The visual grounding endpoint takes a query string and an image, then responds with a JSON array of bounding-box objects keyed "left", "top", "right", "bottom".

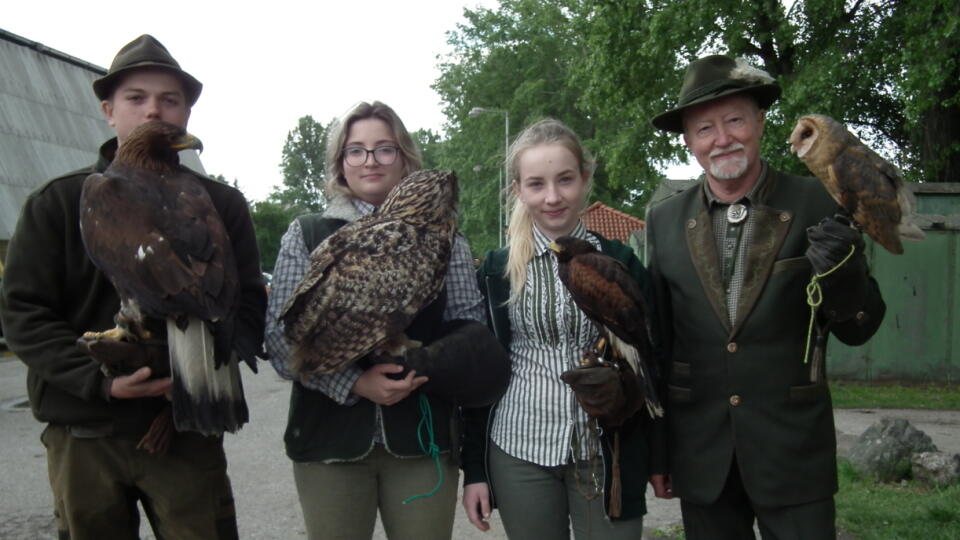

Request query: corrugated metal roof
[{"left": 0, "top": 28, "right": 204, "bottom": 242}]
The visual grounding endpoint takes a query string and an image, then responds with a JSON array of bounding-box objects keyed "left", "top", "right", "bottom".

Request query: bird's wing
[
  {"left": 282, "top": 218, "right": 448, "bottom": 374},
  {"left": 830, "top": 144, "right": 904, "bottom": 253},
  {"left": 80, "top": 168, "right": 237, "bottom": 323},
  {"left": 565, "top": 252, "right": 650, "bottom": 348}
]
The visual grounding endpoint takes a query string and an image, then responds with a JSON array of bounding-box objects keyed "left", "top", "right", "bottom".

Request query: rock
[
  {"left": 848, "top": 417, "right": 938, "bottom": 482},
  {"left": 911, "top": 452, "right": 960, "bottom": 488}
]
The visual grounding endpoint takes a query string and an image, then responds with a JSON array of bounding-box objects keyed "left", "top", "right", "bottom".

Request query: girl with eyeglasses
[
  {"left": 461, "top": 118, "right": 660, "bottom": 539},
  {"left": 265, "top": 101, "right": 509, "bottom": 539}
]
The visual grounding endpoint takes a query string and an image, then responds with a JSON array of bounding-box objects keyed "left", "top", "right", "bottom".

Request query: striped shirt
[
  {"left": 705, "top": 161, "right": 769, "bottom": 326},
  {"left": 490, "top": 221, "right": 602, "bottom": 466},
  {"left": 264, "top": 197, "right": 485, "bottom": 406}
]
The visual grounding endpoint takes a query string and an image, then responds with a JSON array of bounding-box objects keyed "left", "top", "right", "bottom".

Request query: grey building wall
[{"left": 0, "top": 28, "right": 204, "bottom": 261}]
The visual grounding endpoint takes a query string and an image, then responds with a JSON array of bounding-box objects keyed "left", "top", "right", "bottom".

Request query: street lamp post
[{"left": 468, "top": 106, "right": 509, "bottom": 248}]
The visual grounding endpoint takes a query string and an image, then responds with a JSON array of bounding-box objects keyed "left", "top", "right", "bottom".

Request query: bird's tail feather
[
  {"left": 608, "top": 333, "right": 664, "bottom": 418},
  {"left": 167, "top": 317, "right": 249, "bottom": 436},
  {"left": 897, "top": 186, "right": 927, "bottom": 242}
]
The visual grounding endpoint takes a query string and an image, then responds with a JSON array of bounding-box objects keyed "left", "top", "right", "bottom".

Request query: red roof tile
[{"left": 581, "top": 202, "right": 645, "bottom": 242}]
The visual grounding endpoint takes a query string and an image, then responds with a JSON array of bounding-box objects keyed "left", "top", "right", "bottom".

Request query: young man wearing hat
[
  {"left": 645, "top": 55, "right": 886, "bottom": 538},
  {"left": 0, "top": 35, "right": 265, "bottom": 539}
]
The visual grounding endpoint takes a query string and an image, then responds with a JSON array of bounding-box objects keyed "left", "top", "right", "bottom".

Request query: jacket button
[
  {"left": 727, "top": 342, "right": 738, "bottom": 353},
  {"left": 729, "top": 395, "right": 742, "bottom": 407},
  {"left": 687, "top": 219, "right": 697, "bottom": 229},
  {"left": 780, "top": 212, "right": 792, "bottom": 222}
]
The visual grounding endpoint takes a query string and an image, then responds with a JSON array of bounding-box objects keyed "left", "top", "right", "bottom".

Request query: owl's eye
[{"left": 801, "top": 129, "right": 813, "bottom": 139}]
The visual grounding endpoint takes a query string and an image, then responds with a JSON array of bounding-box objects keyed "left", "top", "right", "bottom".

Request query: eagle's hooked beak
[
  {"left": 171, "top": 133, "right": 204, "bottom": 154},
  {"left": 548, "top": 241, "right": 562, "bottom": 254}
]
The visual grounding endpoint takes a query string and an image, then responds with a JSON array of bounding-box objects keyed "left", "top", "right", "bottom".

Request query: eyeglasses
[{"left": 342, "top": 145, "right": 400, "bottom": 167}]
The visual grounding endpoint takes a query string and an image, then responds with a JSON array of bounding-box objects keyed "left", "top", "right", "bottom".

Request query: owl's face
[{"left": 788, "top": 116, "right": 822, "bottom": 160}]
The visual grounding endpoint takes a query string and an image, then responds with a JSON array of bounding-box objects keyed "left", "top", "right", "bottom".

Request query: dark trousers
[
  {"left": 680, "top": 460, "right": 836, "bottom": 540},
  {"left": 42, "top": 424, "right": 238, "bottom": 540}
]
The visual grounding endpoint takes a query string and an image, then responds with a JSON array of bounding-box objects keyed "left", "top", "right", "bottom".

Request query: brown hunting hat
[
  {"left": 652, "top": 55, "right": 780, "bottom": 134},
  {"left": 93, "top": 35, "right": 202, "bottom": 106}
]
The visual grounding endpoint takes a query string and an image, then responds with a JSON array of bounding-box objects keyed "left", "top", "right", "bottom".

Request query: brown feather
[{"left": 280, "top": 169, "right": 459, "bottom": 375}]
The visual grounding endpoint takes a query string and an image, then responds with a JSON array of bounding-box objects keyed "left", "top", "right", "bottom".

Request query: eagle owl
[
  {"left": 550, "top": 236, "right": 662, "bottom": 418},
  {"left": 789, "top": 114, "right": 925, "bottom": 254},
  {"left": 281, "top": 169, "right": 459, "bottom": 376}
]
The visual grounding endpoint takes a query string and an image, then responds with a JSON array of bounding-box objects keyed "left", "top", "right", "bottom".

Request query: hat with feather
[
  {"left": 651, "top": 54, "right": 780, "bottom": 134},
  {"left": 93, "top": 35, "right": 202, "bottom": 106}
]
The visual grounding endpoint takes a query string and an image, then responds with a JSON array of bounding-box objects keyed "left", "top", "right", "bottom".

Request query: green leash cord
[
  {"left": 402, "top": 394, "right": 444, "bottom": 504},
  {"left": 803, "top": 244, "right": 856, "bottom": 364}
]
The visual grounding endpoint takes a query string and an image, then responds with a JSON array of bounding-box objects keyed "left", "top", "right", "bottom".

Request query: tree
[
  {"left": 413, "top": 128, "right": 443, "bottom": 169},
  {"left": 274, "top": 115, "right": 334, "bottom": 214},
  {"left": 434, "top": 0, "right": 958, "bottom": 258},
  {"left": 250, "top": 200, "right": 299, "bottom": 273},
  {"left": 573, "top": 0, "right": 960, "bottom": 183}
]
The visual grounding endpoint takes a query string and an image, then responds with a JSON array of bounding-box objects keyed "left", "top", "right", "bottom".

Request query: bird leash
[
  {"left": 402, "top": 393, "right": 444, "bottom": 504},
  {"left": 802, "top": 244, "right": 857, "bottom": 368}
]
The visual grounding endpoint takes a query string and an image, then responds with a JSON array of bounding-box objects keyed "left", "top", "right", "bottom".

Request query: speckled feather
[{"left": 280, "top": 169, "right": 459, "bottom": 375}]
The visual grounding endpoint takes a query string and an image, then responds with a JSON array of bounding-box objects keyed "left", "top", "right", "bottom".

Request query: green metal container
[{"left": 828, "top": 183, "right": 960, "bottom": 382}]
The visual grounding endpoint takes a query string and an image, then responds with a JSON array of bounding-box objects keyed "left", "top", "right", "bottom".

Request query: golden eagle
[
  {"left": 78, "top": 120, "right": 251, "bottom": 437},
  {"left": 789, "top": 114, "right": 926, "bottom": 254},
  {"left": 280, "top": 169, "right": 459, "bottom": 376},
  {"left": 550, "top": 236, "right": 663, "bottom": 418}
]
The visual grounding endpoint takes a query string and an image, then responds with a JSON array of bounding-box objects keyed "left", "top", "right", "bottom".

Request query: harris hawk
[
  {"left": 550, "top": 236, "right": 663, "bottom": 419},
  {"left": 789, "top": 114, "right": 926, "bottom": 254},
  {"left": 280, "top": 169, "right": 459, "bottom": 377},
  {"left": 78, "top": 120, "right": 253, "bottom": 439}
]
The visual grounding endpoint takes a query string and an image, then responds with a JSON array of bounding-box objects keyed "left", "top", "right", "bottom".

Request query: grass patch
[
  {"left": 830, "top": 381, "right": 960, "bottom": 410},
  {"left": 836, "top": 459, "right": 960, "bottom": 539}
]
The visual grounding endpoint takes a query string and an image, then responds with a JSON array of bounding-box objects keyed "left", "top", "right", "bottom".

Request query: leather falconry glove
[
  {"left": 561, "top": 353, "right": 643, "bottom": 429},
  {"left": 805, "top": 214, "right": 870, "bottom": 322},
  {"left": 77, "top": 335, "right": 170, "bottom": 379},
  {"left": 373, "top": 319, "right": 511, "bottom": 408}
]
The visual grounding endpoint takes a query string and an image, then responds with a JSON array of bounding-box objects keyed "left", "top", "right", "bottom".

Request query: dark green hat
[
  {"left": 93, "top": 35, "right": 202, "bottom": 106},
  {"left": 652, "top": 55, "right": 780, "bottom": 134}
]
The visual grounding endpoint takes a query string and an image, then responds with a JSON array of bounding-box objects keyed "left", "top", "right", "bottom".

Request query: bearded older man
[{"left": 644, "top": 55, "right": 886, "bottom": 539}]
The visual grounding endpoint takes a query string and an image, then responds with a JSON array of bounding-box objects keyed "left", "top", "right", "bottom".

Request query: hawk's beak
[
  {"left": 172, "top": 133, "right": 203, "bottom": 154},
  {"left": 548, "top": 241, "right": 562, "bottom": 254}
]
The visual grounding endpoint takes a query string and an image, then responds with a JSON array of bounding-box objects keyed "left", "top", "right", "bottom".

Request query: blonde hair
[
  {"left": 324, "top": 101, "right": 423, "bottom": 199},
  {"left": 504, "top": 118, "right": 594, "bottom": 303}
]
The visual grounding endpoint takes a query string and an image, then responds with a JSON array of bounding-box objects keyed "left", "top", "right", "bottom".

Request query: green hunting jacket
[{"left": 645, "top": 167, "right": 885, "bottom": 506}]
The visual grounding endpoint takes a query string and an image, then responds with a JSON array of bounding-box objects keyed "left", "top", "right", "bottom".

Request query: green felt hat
[
  {"left": 652, "top": 55, "right": 780, "bottom": 134},
  {"left": 93, "top": 35, "right": 202, "bottom": 106}
]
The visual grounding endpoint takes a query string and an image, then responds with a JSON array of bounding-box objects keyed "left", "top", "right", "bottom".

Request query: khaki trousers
[
  {"left": 293, "top": 445, "right": 458, "bottom": 540},
  {"left": 42, "top": 424, "right": 238, "bottom": 540},
  {"left": 489, "top": 442, "right": 645, "bottom": 540}
]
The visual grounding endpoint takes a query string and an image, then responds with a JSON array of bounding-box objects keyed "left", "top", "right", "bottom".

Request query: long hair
[
  {"left": 324, "top": 101, "right": 422, "bottom": 199},
  {"left": 504, "top": 118, "right": 594, "bottom": 303}
]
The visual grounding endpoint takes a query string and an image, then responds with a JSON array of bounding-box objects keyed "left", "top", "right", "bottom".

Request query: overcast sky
[{"left": 5, "top": 0, "right": 498, "bottom": 202}]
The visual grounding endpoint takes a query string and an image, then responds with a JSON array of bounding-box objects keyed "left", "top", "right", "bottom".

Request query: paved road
[{"left": 2, "top": 354, "right": 958, "bottom": 539}]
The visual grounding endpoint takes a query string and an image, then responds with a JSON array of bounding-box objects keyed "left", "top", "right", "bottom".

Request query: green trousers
[
  {"left": 488, "top": 443, "right": 645, "bottom": 540},
  {"left": 293, "top": 445, "right": 458, "bottom": 540},
  {"left": 41, "top": 424, "right": 238, "bottom": 540}
]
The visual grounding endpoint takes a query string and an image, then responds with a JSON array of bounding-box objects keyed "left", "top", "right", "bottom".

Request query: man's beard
[{"left": 709, "top": 144, "right": 749, "bottom": 180}]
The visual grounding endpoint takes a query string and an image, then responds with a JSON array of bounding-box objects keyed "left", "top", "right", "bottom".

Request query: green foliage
[
  {"left": 412, "top": 128, "right": 443, "bottom": 169},
  {"left": 837, "top": 458, "right": 960, "bottom": 539},
  {"left": 432, "top": 0, "right": 959, "bottom": 258},
  {"left": 274, "top": 115, "right": 334, "bottom": 214},
  {"left": 249, "top": 200, "right": 299, "bottom": 273}
]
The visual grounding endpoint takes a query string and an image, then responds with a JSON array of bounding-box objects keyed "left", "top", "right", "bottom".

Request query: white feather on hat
[{"left": 730, "top": 57, "right": 775, "bottom": 85}]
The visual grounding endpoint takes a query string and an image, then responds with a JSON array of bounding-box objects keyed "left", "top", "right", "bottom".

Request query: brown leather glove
[
  {"left": 77, "top": 334, "right": 170, "bottom": 378},
  {"left": 561, "top": 363, "right": 641, "bottom": 428}
]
